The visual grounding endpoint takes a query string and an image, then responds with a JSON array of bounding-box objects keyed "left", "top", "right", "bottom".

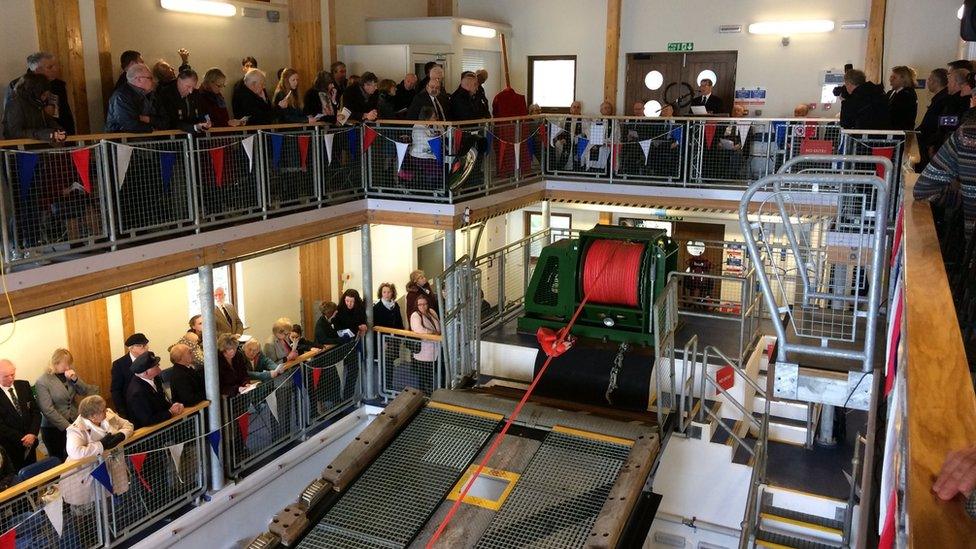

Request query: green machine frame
[{"left": 517, "top": 224, "right": 678, "bottom": 346}]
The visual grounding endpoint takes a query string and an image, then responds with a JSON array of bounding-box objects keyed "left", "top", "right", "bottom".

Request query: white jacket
[{"left": 61, "top": 410, "right": 133, "bottom": 505}]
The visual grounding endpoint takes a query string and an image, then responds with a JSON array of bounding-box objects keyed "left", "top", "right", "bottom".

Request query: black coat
[
  {"left": 0, "top": 380, "right": 41, "bottom": 471},
  {"left": 105, "top": 83, "right": 165, "bottom": 133},
  {"left": 377, "top": 92, "right": 398, "bottom": 119},
  {"left": 4, "top": 76, "right": 74, "bottom": 135},
  {"left": 691, "top": 94, "right": 724, "bottom": 114},
  {"left": 393, "top": 80, "right": 417, "bottom": 113},
  {"left": 218, "top": 353, "right": 249, "bottom": 397},
  {"left": 157, "top": 84, "right": 206, "bottom": 132},
  {"left": 334, "top": 303, "right": 368, "bottom": 333},
  {"left": 449, "top": 88, "right": 490, "bottom": 121},
  {"left": 110, "top": 354, "right": 134, "bottom": 418},
  {"left": 373, "top": 301, "right": 404, "bottom": 330},
  {"left": 839, "top": 82, "right": 890, "bottom": 130},
  {"left": 1, "top": 94, "right": 61, "bottom": 141},
  {"left": 406, "top": 92, "right": 449, "bottom": 121},
  {"left": 340, "top": 84, "right": 378, "bottom": 122},
  {"left": 234, "top": 86, "right": 278, "bottom": 125},
  {"left": 886, "top": 87, "right": 918, "bottom": 132},
  {"left": 230, "top": 78, "right": 248, "bottom": 118},
  {"left": 314, "top": 315, "right": 342, "bottom": 346},
  {"left": 169, "top": 363, "right": 206, "bottom": 407},
  {"left": 124, "top": 376, "right": 172, "bottom": 429}
]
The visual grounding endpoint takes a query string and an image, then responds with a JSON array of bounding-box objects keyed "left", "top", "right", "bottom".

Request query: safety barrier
[
  {"left": 376, "top": 326, "right": 442, "bottom": 397},
  {"left": 433, "top": 255, "right": 482, "bottom": 390}
]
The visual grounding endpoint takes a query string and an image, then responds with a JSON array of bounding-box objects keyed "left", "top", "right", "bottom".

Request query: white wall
[
  {"left": 0, "top": 310, "right": 69, "bottom": 384},
  {"left": 239, "top": 247, "right": 302, "bottom": 341},
  {"left": 131, "top": 277, "right": 191, "bottom": 355},
  {"left": 333, "top": 0, "right": 428, "bottom": 46},
  {"left": 0, "top": 0, "right": 39, "bottom": 121}
]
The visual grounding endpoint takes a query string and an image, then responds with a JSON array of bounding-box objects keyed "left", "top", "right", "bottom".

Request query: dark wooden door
[{"left": 624, "top": 51, "right": 738, "bottom": 115}]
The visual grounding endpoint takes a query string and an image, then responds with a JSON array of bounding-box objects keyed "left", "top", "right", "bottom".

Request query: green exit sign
[{"left": 667, "top": 42, "right": 694, "bottom": 52}]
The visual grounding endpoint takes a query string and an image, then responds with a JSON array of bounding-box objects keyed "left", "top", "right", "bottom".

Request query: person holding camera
[{"left": 839, "top": 69, "right": 890, "bottom": 130}]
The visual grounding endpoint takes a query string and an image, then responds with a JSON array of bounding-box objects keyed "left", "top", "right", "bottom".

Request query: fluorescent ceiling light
[
  {"left": 840, "top": 20, "right": 868, "bottom": 30},
  {"left": 460, "top": 24, "right": 497, "bottom": 38},
  {"left": 160, "top": 0, "right": 237, "bottom": 17},
  {"left": 960, "top": 4, "right": 966, "bottom": 20},
  {"left": 748, "top": 20, "right": 835, "bottom": 35}
]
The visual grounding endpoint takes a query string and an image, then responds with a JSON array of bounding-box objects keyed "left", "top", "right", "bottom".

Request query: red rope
[
  {"left": 582, "top": 239, "right": 643, "bottom": 307},
  {"left": 425, "top": 240, "right": 632, "bottom": 547}
]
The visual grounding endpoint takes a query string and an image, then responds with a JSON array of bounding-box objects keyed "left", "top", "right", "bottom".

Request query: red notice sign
[
  {"left": 799, "top": 139, "right": 834, "bottom": 155},
  {"left": 716, "top": 366, "right": 735, "bottom": 391}
]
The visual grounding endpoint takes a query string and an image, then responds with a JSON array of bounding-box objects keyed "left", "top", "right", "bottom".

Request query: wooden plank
[
  {"left": 326, "top": 0, "right": 337, "bottom": 63},
  {"left": 336, "top": 234, "right": 344, "bottom": 298},
  {"left": 119, "top": 291, "right": 135, "bottom": 339},
  {"left": 902, "top": 172, "right": 976, "bottom": 547},
  {"left": 93, "top": 0, "right": 114, "bottom": 108},
  {"left": 287, "top": 0, "right": 323, "bottom": 93},
  {"left": 63, "top": 299, "right": 112, "bottom": 401},
  {"left": 603, "top": 0, "right": 622, "bottom": 106},
  {"left": 34, "top": 0, "right": 90, "bottom": 133},
  {"left": 368, "top": 209, "right": 457, "bottom": 229},
  {"left": 374, "top": 325, "right": 443, "bottom": 342},
  {"left": 585, "top": 429, "right": 659, "bottom": 548},
  {"left": 598, "top": 211, "right": 613, "bottom": 225},
  {"left": 321, "top": 388, "right": 425, "bottom": 491},
  {"left": 864, "top": 0, "right": 887, "bottom": 83},
  {"left": 467, "top": 190, "right": 547, "bottom": 225},
  {"left": 299, "top": 239, "right": 332, "bottom": 330},
  {"left": 428, "top": 0, "right": 453, "bottom": 16}
]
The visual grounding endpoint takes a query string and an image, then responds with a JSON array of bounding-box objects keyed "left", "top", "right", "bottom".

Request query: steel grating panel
[
  {"left": 299, "top": 408, "right": 499, "bottom": 548},
  {"left": 474, "top": 432, "right": 632, "bottom": 549}
]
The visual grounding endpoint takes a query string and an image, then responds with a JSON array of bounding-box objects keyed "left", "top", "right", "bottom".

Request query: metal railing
[
  {"left": 433, "top": 254, "right": 481, "bottom": 390},
  {"left": 377, "top": 327, "right": 442, "bottom": 397}
]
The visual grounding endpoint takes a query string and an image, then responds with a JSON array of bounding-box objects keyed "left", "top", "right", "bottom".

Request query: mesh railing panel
[
  {"left": 613, "top": 118, "right": 686, "bottom": 182},
  {"left": 109, "top": 138, "right": 193, "bottom": 236},
  {"left": 365, "top": 124, "right": 447, "bottom": 200},
  {"left": 379, "top": 332, "right": 441, "bottom": 397},
  {"left": 322, "top": 127, "right": 364, "bottom": 201},
  {"left": 193, "top": 132, "right": 262, "bottom": 224},
  {"left": 0, "top": 144, "right": 108, "bottom": 262},
  {"left": 474, "top": 431, "right": 632, "bottom": 549},
  {"left": 0, "top": 465, "right": 104, "bottom": 548},
  {"left": 107, "top": 411, "right": 206, "bottom": 539},
  {"left": 261, "top": 129, "right": 317, "bottom": 213},
  {"left": 304, "top": 340, "right": 361, "bottom": 429},
  {"left": 299, "top": 407, "right": 498, "bottom": 549}
]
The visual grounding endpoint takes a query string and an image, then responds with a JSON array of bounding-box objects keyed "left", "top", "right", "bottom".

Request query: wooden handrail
[
  {"left": 277, "top": 343, "right": 337, "bottom": 373},
  {"left": 902, "top": 172, "right": 976, "bottom": 546},
  {"left": 373, "top": 325, "right": 442, "bottom": 342},
  {"left": 0, "top": 400, "right": 209, "bottom": 505}
]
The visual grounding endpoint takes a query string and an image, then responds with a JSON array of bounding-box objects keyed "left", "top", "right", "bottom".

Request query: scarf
[
  {"left": 381, "top": 299, "right": 396, "bottom": 310},
  {"left": 82, "top": 417, "right": 114, "bottom": 441}
]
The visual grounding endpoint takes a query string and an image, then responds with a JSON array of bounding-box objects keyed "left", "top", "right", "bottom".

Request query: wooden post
[
  {"left": 298, "top": 239, "right": 332, "bottom": 331},
  {"left": 63, "top": 300, "right": 112, "bottom": 401},
  {"left": 34, "top": 0, "right": 90, "bottom": 134},
  {"left": 288, "top": 0, "right": 324, "bottom": 90},
  {"left": 603, "top": 0, "right": 623, "bottom": 107},
  {"left": 94, "top": 0, "right": 115, "bottom": 108},
  {"left": 864, "top": 0, "right": 887, "bottom": 83},
  {"left": 327, "top": 0, "right": 337, "bottom": 64}
]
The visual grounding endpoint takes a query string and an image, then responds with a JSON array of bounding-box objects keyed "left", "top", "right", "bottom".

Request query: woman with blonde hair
[
  {"left": 265, "top": 317, "right": 299, "bottom": 363},
  {"left": 35, "top": 348, "right": 99, "bottom": 461},
  {"left": 62, "top": 395, "right": 132, "bottom": 507},
  {"left": 273, "top": 68, "right": 316, "bottom": 124},
  {"left": 887, "top": 65, "right": 918, "bottom": 132}
]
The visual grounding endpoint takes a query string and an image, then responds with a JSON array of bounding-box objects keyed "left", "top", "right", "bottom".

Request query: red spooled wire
[{"left": 582, "top": 239, "right": 644, "bottom": 307}]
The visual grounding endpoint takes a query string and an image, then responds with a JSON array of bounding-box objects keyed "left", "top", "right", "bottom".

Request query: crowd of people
[{"left": 0, "top": 269, "right": 444, "bottom": 478}]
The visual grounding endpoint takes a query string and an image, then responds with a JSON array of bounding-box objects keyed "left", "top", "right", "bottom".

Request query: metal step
[
  {"left": 754, "top": 412, "right": 809, "bottom": 446},
  {"left": 755, "top": 528, "right": 843, "bottom": 549},
  {"left": 760, "top": 504, "right": 844, "bottom": 536},
  {"left": 709, "top": 417, "right": 738, "bottom": 446},
  {"left": 754, "top": 396, "right": 810, "bottom": 423}
]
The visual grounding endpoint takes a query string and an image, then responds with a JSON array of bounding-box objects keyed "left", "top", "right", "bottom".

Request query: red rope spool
[{"left": 581, "top": 239, "right": 644, "bottom": 307}]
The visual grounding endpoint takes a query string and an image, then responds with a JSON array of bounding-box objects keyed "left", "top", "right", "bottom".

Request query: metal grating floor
[
  {"left": 474, "top": 431, "right": 632, "bottom": 548},
  {"left": 298, "top": 408, "right": 499, "bottom": 548}
]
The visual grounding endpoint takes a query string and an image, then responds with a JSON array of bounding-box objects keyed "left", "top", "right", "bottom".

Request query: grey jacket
[{"left": 35, "top": 373, "right": 99, "bottom": 430}]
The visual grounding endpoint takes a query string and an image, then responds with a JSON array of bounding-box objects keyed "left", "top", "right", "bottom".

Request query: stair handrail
[{"left": 678, "top": 334, "right": 698, "bottom": 434}]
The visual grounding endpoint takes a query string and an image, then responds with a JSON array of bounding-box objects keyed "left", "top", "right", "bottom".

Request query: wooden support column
[
  {"left": 336, "top": 235, "right": 345, "bottom": 298},
  {"left": 63, "top": 300, "right": 112, "bottom": 400},
  {"left": 288, "top": 0, "right": 324, "bottom": 90},
  {"left": 327, "top": 0, "right": 337, "bottom": 63},
  {"left": 120, "top": 291, "right": 135, "bottom": 337},
  {"left": 428, "top": 0, "right": 454, "bottom": 17},
  {"left": 864, "top": 0, "right": 887, "bottom": 83},
  {"left": 603, "top": 0, "right": 622, "bottom": 106},
  {"left": 94, "top": 0, "right": 115, "bottom": 108},
  {"left": 34, "top": 0, "right": 90, "bottom": 133},
  {"left": 599, "top": 212, "right": 613, "bottom": 225},
  {"left": 299, "top": 239, "right": 332, "bottom": 332}
]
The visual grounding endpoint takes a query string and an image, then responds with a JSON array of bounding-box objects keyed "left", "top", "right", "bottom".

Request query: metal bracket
[
  {"left": 773, "top": 362, "right": 799, "bottom": 400},
  {"left": 774, "top": 362, "right": 873, "bottom": 411}
]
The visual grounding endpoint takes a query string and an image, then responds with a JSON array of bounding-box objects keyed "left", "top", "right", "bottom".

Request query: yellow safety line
[
  {"left": 428, "top": 401, "right": 504, "bottom": 421},
  {"left": 766, "top": 483, "right": 849, "bottom": 504},
  {"left": 446, "top": 465, "right": 520, "bottom": 511},
  {"left": 552, "top": 425, "right": 635, "bottom": 447},
  {"left": 756, "top": 541, "right": 793, "bottom": 549},
  {"left": 760, "top": 512, "right": 843, "bottom": 535}
]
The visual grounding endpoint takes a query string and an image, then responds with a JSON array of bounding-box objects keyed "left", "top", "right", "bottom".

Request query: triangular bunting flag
[
  {"left": 347, "top": 129, "right": 360, "bottom": 158},
  {"left": 238, "top": 412, "right": 251, "bottom": 445},
  {"left": 266, "top": 390, "right": 279, "bottom": 423},
  {"left": 704, "top": 123, "right": 717, "bottom": 148},
  {"left": 526, "top": 135, "right": 537, "bottom": 160},
  {"left": 43, "top": 492, "right": 64, "bottom": 537},
  {"left": 395, "top": 141, "right": 408, "bottom": 172},
  {"left": 323, "top": 133, "right": 334, "bottom": 165},
  {"left": 168, "top": 443, "right": 185, "bottom": 480},
  {"left": 639, "top": 139, "right": 651, "bottom": 163},
  {"left": 513, "top": 142, "right": 520, "bottom": 172},
  {"left": 363, "top": 126, "right": 378, "bottom": 152},
  {"left": 90, "top": 461, "right": 114, "bottom": 494},
  {"left": 575, "top": 137, "right": 589, "bottom": 160},
  {"left": 115, "top": 144, "right": 133, "bottom": 189},
  {"left": 269, "top": 133, "right": 283, "bottom": 169},
  {"left": 297, "top": 135, "right": 311, "bottom": 171},
  {"left": 312, "top": 367, "right": 322, "bottom": 389},
  {"left": 129, "top": 452, "right": 152, "bottom": 491},
  {"left": 15, "top": 152, "right": 39, "bottom": 201},
  {"left": 70, "top": 148, "right": 92, "bottom": 194},
  {"left": 292, "top": 368, "right": 304, "bottom": 392},
  {"left": 670, "top": 125, "right": 683, "bottom": 144},
  {"left": 0, "top": 529, "right": 13, "bottom": 549},
  {"left": 241, "top": 135, "right": 255, "bottom": 172},
  {"left": 428, "top": 136, "right": 443, "bottom": 164},
  {"left": 160, "top": 151, "right": 176, "bottom": 194},
  {"left": 453, "top": 127, "right": 463, "bottom": 155},
  {"left": 548, "top": 123, "right": 563, "bottom": 147},
  {"left": 613, "top": 143, "right": 622, "bottom": 171},
  {"left": 483, "top": 131, "right": 493, "bottom": 155},
  {"left": 771, "top": 121, "right": 787, "bottom": 147},
  {"left": 206, "top": 430, "right": 221, "bottom": 458},
  {"left": 209, "top": 147, "right": 225, "bottom": 187},
  {"left": 872, "top": 146, "right": 895, "bottom": 179}
]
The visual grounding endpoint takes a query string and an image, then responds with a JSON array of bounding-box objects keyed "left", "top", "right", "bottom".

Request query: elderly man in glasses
[{"left": 105, "top": 63, "right": 165, "bottom": 133}]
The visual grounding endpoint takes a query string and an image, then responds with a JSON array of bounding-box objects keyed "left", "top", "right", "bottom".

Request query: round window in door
[
  {"left": 644, "top": 70, "right": 664, "bottom": 90},
  {"left": 696, "top": 69, "right": 718, "bottom": 86},
  {"left": 643, "top": 100, "right": 663, "bottom": 117},
  {"left": 686, "top": 241, "right": 706, "bottom": 257}
]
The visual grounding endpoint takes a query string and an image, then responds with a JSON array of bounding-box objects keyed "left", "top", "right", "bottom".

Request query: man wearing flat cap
[
  {"left": 125, "top": 352, "right": 184, "bottom": 429},
  {"left": 110, "top": 333, "right": 155, "bottom": 418}
]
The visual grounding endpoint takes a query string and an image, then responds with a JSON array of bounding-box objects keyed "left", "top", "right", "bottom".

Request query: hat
[
  {"left": 125, "top": 333, "right": 149, "bottom": 347},
  {"left": 130, "top": 351, "right": 161, "bottom": 374}
]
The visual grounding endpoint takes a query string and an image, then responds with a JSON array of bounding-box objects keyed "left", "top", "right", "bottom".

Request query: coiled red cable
[{"left": 582, "top": 239, "right": 644, "bottom": 307}]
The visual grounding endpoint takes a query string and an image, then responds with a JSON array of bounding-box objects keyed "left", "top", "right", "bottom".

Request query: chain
[{"left": 605, "top": 342, "right": 629, "bottom": 405}]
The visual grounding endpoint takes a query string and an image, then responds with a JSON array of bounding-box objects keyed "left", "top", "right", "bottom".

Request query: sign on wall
[{"left": 667, "top": 42, "right": 694, "bottom": 52}]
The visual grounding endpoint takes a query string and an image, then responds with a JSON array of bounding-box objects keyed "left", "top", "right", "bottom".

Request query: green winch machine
[{"left": 517, "top": 224, "right": 678, "bottom": 346}]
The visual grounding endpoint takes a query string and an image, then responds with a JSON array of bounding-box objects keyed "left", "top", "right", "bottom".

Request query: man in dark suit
[
  {"left": 0, "top": 360, "right": 41, "bottom": 471},
  {"left": 125, "top": 352, "right": 184, "bottom": 429},
  {"left": 4, "top": 52, "right": 76, "bottom": 135},
  {"left": 690, "top": 78, "right": 724, "bottom": 114},
  {"left": 449, "top": 72, "right": 490, "bottom": 121},
  {"left": 168, "top": 345, "right": 206, "bottom": 407},
  {"left": 340, "top": 71, "right": 379, "bottom": 123},
  {"left": 213, "top": 286, "right": 245, "bottom": 337},
  {"left": 110, "top": 333, "right": 150, "bottom": 418},
  {"left": 407, "top": 78, "right": 449, "bottom": 121}
]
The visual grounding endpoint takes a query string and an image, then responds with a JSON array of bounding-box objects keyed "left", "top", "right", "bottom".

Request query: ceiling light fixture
[
  {"left": 960, "top": 4, "right": 966, "bottom": 20},
  {"left": 748, "top": 19, "right": 835, "bottom": 35},
  {"left": 460, "top": 24, "right": 497, "bottom": 38},
  {"left": 160, "top": 0, "right": 237, "bottom": 17},
  {"left": 840, "top": 20, "right": 868, "bottom": 30}
]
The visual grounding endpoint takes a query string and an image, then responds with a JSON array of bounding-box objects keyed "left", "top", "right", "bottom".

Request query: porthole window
[
  {"left": 644, "top": 70, "right": 664, "bottom": 90},
  {"left": 687, "top": 241, "right": 706, "bottom": 257},
  {"left": 696, "top": 70, "right": 718, "bottom": 86},
  {"left": 643, "top": 100, "right": 662, "bottom": 117}
]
